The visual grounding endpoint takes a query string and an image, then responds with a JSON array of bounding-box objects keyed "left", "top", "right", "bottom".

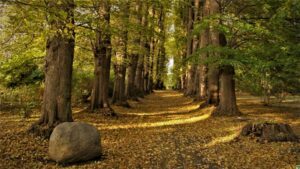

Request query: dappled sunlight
[
  {"left": 114, "top": 102, "right": 199, "bottom": 116},
  {"left": 0, "top": 115, "right": 38, "bottom": 123},
  {"left": 96, "top": 108, "right": 212, "bottom": 130},
  {"left": 0, "top": 90, "right": 299, "bottom": 169},
  {"left": 111, "top": 90, "right": 200, "bottom": 116},
  {"left": 0, "top": 118, "right": 38, "bottom": 123},
  {"left": 204, "top": 131, "right": 240, "bottom": 148},
  {"left": 158, "top": 92, "right": 183, "bottom": 98}
]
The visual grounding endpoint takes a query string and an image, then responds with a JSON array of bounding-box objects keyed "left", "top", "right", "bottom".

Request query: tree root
[
  {"left": 28, "top": 122, "right": 58, "bottom": 139},
  {"left": 212, "top": 107, "right": 241, "bottom": 116},
  {"left": 92, "top": 107, "right": 117, "bottom": 117},
  {"left": 114, "top": 101, "right": 131, "bottom": 108}
]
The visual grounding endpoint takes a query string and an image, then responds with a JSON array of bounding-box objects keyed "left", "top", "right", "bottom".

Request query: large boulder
[
  {"left": 49, "top": 122, "right": 101, "bottom": 163},
  {"left": 240, "top": 122, "right": 298, "bottom": 142}
]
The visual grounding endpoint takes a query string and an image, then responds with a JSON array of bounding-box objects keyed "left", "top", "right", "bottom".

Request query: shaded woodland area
[{"left": 0, "top": 0, "right": 299, "bottom": 168}]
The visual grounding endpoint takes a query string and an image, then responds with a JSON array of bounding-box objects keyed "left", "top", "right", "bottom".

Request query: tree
[
  {"left": 205, "top": 0, "right": 220, "bottom": 106},
  {"left": 90, "top": 0, "right": 114, "bottom": 115},
  {"left": 112, "top": 0, "right": 130, "bottom": 106},
  {"left": 29, "top": 0, "right": 75, "bottom": 137},
  {"left": 135, "top": 2, "right": 150, "bottom": 97},
  {"left": 212, "top": 34, "right": 240, "bottom": 116},
  {"left": 154, "top": 3, "right": 167, "bottom": 90},
  {"left": 126, "top": 0, "right": 143, "bottom": 99}
]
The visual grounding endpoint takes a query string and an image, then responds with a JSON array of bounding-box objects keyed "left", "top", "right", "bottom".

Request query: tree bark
[
  {"left": 91, "top": 0, "right": 114, "bottom": 115},
  {"left": 198, "top": 27, "right": 208, "bottom": 100},
  {"left": 184, "top": 0, "right": 194, "bottom": 96},
  {"left": 213, "top": 65, "right": 240, "bottom": 116},
  {"left": 112, "top": 0, "right": 130, "bottom": 107},
  {"left": 200, "top": 0, "right": 220, "bottom": 107},
  {"left": 135, "top": 2, "right": 149, "bottom": 97},
  {"left": 29, "top": 0, "right": 75, "bottom": 138},
  {"left": 126, "top": 0, "right": 142, "bottom": 99}
]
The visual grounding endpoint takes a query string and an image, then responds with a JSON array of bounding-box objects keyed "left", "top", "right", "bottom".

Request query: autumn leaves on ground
[{"left": 0, "top": 90, "right": 299, "bottom": 169}]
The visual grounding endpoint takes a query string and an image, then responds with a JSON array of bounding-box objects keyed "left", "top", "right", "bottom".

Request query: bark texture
[
  {"left": 126, "top": 1, "right": 142, "bottom": 99},
  {"left": 29, "top": 0, "right": 75, "bottom": 138},
  {"left": 135, "top": 3, "right": 149, "bottom": 97},
  {"left": 112, "top": 1, "right": 130, "bottom": 106},
  {"left": 184, "top": 0, "right": 194, "bottom": 96},
  {"left": 91, "top": 0, "right": 114, "bottom": 115},
  {"left": 200, "top": 0, "right": 220, "bottom": 107},
  {"left": 212, "top": 65, "right": 240, "bottom": 116}
]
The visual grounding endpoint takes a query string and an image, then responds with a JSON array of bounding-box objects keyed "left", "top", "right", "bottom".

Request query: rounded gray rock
[{"left": 49, "top": 122, "right": 101, "bottom": 163}]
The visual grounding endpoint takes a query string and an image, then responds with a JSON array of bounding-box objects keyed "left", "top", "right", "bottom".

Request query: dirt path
[{"left": 0, "top": 90, "right": 299, "bottom": 169}]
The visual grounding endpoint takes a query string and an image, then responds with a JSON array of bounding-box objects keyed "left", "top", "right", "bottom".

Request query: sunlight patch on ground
[
  {"left": 203, "top": 129, "right": 241, "bottom": 148},
  {"left": 0, "top": 115, "right": 38, "bottom": 123},
  {"left": 96, "top": 108, "right": 213, "bottom": 130},
  {"left": 114, "top": 103, "right": 199, "bottom": 116}
]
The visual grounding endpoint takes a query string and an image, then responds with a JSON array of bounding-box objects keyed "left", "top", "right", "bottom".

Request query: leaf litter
[{"left": 0, "top": 90, "right": 299, "bottom": 169}]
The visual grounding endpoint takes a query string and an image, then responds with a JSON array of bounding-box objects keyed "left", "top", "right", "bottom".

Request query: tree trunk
[
  {"left": 200, "top": 0, "right": 220, "bottom": 107},
  {"left": 207, "top": 66, "right": 219, "bottom": 105},
  {"left": 181, "top": 50, "right": 187, "bottom": 91},
  {"left": 29, "top": 0, "right": 75, "bottom": 138},
  {"left": 184, "top": 0, "right": 194, "bottom": 95},
  {"left": 112, "top": 0, "right": 130, "bottom": 107},
  {"left": 147, "top": 36, "right": 155, "bottom": 92},
  {"left": 91, "top": 0, "right": 114, "bottom": 115},
  {"left": 213, "top": 33, "right": 241, "bottom": 116},
  {"left": 199, "top": 64, "right": 208, "bottom": 99},
  {"left": 198, "top": 28, "right": 209, "bottom": 100},
  {"left": 213, "top": 65, "right": 240, "bottom": 116},
  {"left": 135, "top": 52, "right": 144, "bottom": 96},
  {"left": 127, "top": 54, "right": 139, "bottom": 98},
  {"left": 126, "top": 0, "right": 142, "bottom": 99},
  {"left": 143, "top": 41, "right": 151, "bottom": 94},
  {"left": 135, "top": 2, "right": 149, "bottom": 97}
]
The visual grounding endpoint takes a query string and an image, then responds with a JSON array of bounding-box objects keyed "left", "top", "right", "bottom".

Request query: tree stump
[{"left": 240, "top": 122, "right": 299, "bottom": 142}]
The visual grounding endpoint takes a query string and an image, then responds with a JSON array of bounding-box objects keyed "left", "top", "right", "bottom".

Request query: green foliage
[
  {"left": 0, "top": 84, "right": 41, "bottom": 117},
  {"left": 0, "top": 55, "right": 44, "bottom": 88}
]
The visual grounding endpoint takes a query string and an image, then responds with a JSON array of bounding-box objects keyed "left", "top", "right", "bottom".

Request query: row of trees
[
  {"left": 171, "top": 0, "right": 241, "bottom": 116},
  {"left": 170, "top": 0, "right": 299, "bottom": 114},
  {"left": 0, "top": 0, "right": 172, "bottom": 136},
  {"left": 0, "top": 0, "right": 299, "bottom": 136}
]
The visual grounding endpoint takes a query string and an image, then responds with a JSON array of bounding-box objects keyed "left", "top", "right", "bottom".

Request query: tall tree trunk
[
  {"left": 147, "top": 36, "right": 156, "bottom": 92},
  {"left": 184, "top": 0, "right": 194, "bottom": 95},
  {"left": 126, "top": 0, "right": 142, "bottom": 99},
  {"left": 212, "top": 33, "right": 240, "bottom": 116},
  {"left": 181, "top": 50, "right": 187, "bottom": 91},
  {"left": 200, "top": 0, "right": 220, "bottom": 107},
  {"left": 147, "top": 4, "right": 156, "bottom": 93},
  {"left": 127, "top": 53, "right": 139, "bottom": 98},
  {"left": 91, "top": 0, "right": 114, "bottom": 115},
  {"left": 153, "top": 5, "right": 167, "bottom": 90},
  {"left": 135, "top": 51, "right": 144, "bottom": 96},
  {"left": 29, "top": 0, "right": 75, "bottom": 138},
  {"left": 135, "top": 2, "right": 149, "bottom": 97},
  {"left": 112, "top": 0, "right": 130, "bottom": 107},
  {"left": 198, "top": 29, "right": 208, "bottom": 100},
  {"left": 144, "top": 41, "right": 151, "bottom": 93}
]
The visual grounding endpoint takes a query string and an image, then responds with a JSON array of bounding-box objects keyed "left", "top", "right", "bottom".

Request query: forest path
[
  {"left": 76, "top": 90, "right": 220, "bottom": 168},
  {"left": 73, "top": 90, "right": 298, "bottom": 168},
  {"left": 0, "top": 90, "right": 298, "bottom": 168}
]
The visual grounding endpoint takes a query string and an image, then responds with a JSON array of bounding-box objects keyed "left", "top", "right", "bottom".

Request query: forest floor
[{"left": 0, "top": 90, "right": 299, "bottom": 169}]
